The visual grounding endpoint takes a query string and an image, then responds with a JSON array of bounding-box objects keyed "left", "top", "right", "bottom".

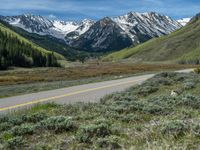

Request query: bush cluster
[
  {"left": 136, "top": 86, "right": 159, "bottom": 96},
  {"left": 21, "top": 112, "right": 48, "bottom": 123},
  {"left": 180, "top": 94, "right": 200, "bottom": 109},
  {"left": 161, "top": 120, "right": 190, "bottom": 137},
  {"left": 77, "top": 122, "right": 113, "bottom": 143},
  {"left": 11, "top": 124, "right": 35, "bottom": 136},
  {"left": 39, "top": 116, "right": 77, "bottom": 133},
  {"left": 183, "top": 81, "right": 196, "bottom": 89},
  {"left": 194, "top": 68, "right": 200, "bottom": 74},
  {"left": 6, "top": 136, "right": 25, "bottom": 148},
  {"left": 96, "top": 136, "right": 121, "bottom": 149}
]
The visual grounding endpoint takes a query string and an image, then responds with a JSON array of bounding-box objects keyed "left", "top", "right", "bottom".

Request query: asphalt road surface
[{"left": 0, "top": 69, "right": 193, "bottom": 114}]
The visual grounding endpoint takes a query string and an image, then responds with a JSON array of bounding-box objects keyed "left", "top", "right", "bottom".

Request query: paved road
[{"left": 0, "top": 69, "right": 193, "bottom": 114}]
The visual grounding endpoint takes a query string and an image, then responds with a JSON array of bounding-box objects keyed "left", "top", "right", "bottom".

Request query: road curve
[{"left": 0, "top": 69, "right": 193, "bottom": 114}]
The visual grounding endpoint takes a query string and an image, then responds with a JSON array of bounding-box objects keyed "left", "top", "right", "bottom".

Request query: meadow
[
  {"left": 0, "top": 63, "right": 197, "bottom": 98},
  {"left": 1, "top": 71, "right": 200, "bottom": 149}
]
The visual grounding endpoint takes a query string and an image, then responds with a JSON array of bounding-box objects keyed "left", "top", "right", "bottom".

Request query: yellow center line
[{"left": 0, "top": 78, "right": 145, "bottom": 112}]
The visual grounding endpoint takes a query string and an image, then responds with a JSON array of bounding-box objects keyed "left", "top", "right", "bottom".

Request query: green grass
[
  {"left": 1, "top": 72, "right": 200, "bottom": 149},
  {"left": 103, "top": 16, "right": 200, "bottom": 64}
]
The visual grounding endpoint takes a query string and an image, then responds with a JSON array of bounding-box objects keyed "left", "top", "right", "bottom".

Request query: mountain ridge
[
  {"left": 1, "top": 12, "right": 182, "bottom": 52},
  {"left": 0, "top": 14, "right": 95, "bottom": 40},
  {"left": 70, "top": 12, "right": 182, "bottom": 52}
]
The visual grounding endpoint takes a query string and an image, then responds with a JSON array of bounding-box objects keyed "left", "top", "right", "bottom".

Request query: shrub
[
  {"left": 39, "top": 116, "right": 77, "bottom": 133},
  {"left": 96, "top": 136, "right": 121, "bottom": 149},
  {"left": 194, "top": 68, "right": 200, "bottom": 74},
  {"left": 142, "top": 103, "right": 168, "bottom": 115},
  {"left": 0, "top": 122, "right": 12, "bottom": 132},
  {"left": 129, "top": 101, "right": 144, "bottom": 112},
  {"left": 2, "top": 131, "right": 13, "bottom": 141},
  {"left": 11, "top": 124, "right": 35, "bottom": 136},
  {"left": 0, "top": 116, "right": 9, "bottom": 123},
  {"left": 77, "top": 122, "right": 112, "bottom": 143},
  {"left": 157, "top": 78, "right": 174, "bottom": 86},
  {"left": 21, "top": 112, "right": 48, "bottom": 123},
  {"left": 35, "top": 142, "right": 53, "bottom": 150},
  {"left": 6, "top": 136, "right": 25, "bottom": 148},
  {"left": 8, "top": 117, "right": 24, "bottom": 126},
  {"left": 120, "top": 114, "right": 142, "bottom": 123},
  {"left": 183, "top": 82, "right": 195, "bottom": 90},
  {"left": 180, "top": 95, "right": 200, "bottom": 109},
  {"left": 161, "top": 120, "right": 189, "bottom": 137},
  {"left": 107, "top": 104, "right": 127, "bottom": 114},
  {"left": 148, "top": 96, "right": 177, "bottom": 108},
  {"left": 137, "top": 86, "right": 158, "bottom": 96},
  {"left": 193, "top": 124, "right": 200, "bottom": 137},
  {"left": 155, "top": 72, "right": 177, "bottom": 78},
  {"left": 174, "top": 73, "right": 191, "bottom": 82}
]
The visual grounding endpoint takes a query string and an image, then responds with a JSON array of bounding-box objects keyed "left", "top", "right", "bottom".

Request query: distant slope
[
  {"left": 104, "top": 13, "right": 200, "bottom": 64},
  {"left": 0, "top": 22, "right": 63, "bottom": 69}
]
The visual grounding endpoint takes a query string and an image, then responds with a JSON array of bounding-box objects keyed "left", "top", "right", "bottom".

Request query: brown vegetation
[{"left": 0, "top": 63, "right": 198, "bottom": 86}]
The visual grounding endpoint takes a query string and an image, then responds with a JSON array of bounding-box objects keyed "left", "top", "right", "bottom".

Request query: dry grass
[{"left": 0, "top": 63, "right": 198, "bottom": 86}]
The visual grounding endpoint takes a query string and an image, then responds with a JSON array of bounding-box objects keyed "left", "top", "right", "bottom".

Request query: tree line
[{"left": 0, "top": 27, "right": 60, "bottom": 70}]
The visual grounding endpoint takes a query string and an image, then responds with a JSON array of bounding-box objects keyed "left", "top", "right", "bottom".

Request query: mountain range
[
  {"left": 104, "top": 13, "right": 200, "bottom": 64},
  {"left": 0, "top": 12, "right": 186, "bottom": 52}
]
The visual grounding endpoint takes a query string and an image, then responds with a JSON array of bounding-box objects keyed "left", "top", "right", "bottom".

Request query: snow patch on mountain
[
  {"left": 1, "top": 14, "right": 95, "bottom": 40},
  {"left": 177, "top": 18, "right": 191, "bottom": 26},
  {"left": 112, "top": 12, "right": 182, "bottom": 42},
  {"left": 52, "top": 21, "right": 79, "bottom": 34}
]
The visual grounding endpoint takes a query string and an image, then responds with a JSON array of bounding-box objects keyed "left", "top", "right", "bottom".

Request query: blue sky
[{"left": 0, "top": 0, "right": 200, "bottom": 21}]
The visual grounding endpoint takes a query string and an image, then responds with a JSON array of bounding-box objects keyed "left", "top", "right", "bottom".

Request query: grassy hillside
[
  {"left": 104, "top": 14, "right": 200, "bottom": 64},
  {"left": 1, "top": 71, "right": 200, "bottom": 149},
  {"left": 0, "top": 22, "right": 64, "bottom": 69}
]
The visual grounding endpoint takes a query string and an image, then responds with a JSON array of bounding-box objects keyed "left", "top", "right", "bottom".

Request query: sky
[{"left": 0, "top": 0, "right": 200, "bottom": 21}]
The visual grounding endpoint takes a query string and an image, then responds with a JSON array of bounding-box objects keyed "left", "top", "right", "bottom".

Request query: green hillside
[
  {"left": 0, "top": 22, "right": 64, "bottom": 70},
  {"left": 104, "top": 13, "right": 200, "bottom": 64}
]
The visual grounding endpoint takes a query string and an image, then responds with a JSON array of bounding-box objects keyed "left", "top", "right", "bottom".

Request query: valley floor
[
  {"left": 0, "top": 63, "right": 198, "bottom": 98},
  {"left": 1, "top": 71, "right": 200, "bottom": 149}
]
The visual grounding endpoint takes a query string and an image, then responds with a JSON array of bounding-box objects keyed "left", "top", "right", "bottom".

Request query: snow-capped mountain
[
  {"left": 0, "top": 12, "right": 182, "bottom": 52},
  {"left": 1, "top": 14, "right": 54, "bottom": 34},
  {"left": 112, "top": 12, "right": 182, "bottom": 43},
  {"left": 70, "top": 12, "right": 182, "bottom": 51},
  {"left": 177, "top": 18, "right": 191, "bottom": 26},
  {"left": 65, "top": 19, "right": 95, "bottom": 43},
  {"left": 0, "top": 14, "right": 94, "bottom": 40},
  {"left": 70, "top": 17, "right": 133, "bottom": 52}
]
